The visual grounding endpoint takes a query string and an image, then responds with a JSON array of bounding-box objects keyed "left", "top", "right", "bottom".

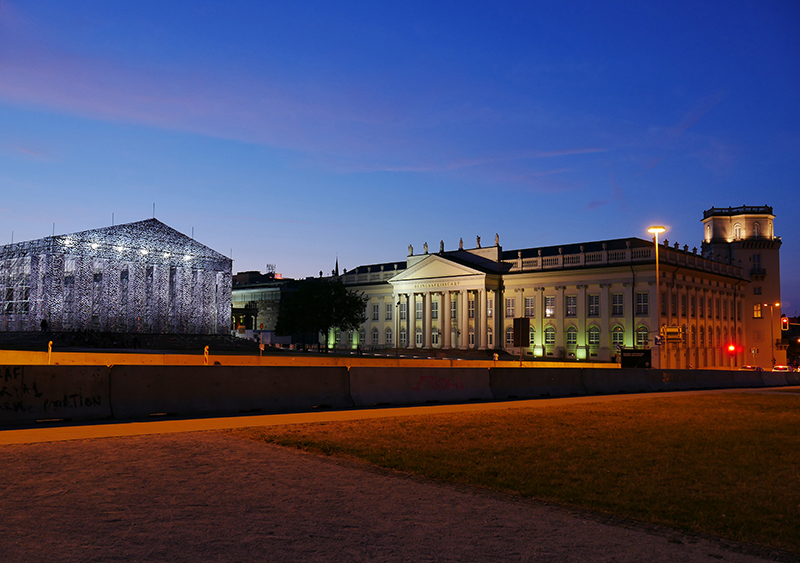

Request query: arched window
[
  {"left": 753, "top": 222, "right": 760, "bottom": 237},
  {"left": 636, "top": 325, "right": 649, "bottom": 347},
  {"left": 371, "top": 327, "right": 379, "bottom": 346},
  {"left": 432, "top": 327, "right": 440, "bottom": 346},
  {"left": 690, "top": 325, "right": 696, "bottom": 346},
  {"left": 612, "top": 325, "right": 624, "bottom": 347},
  {"left": 335, "top": 329, "right": 342, "bottom": 345},
  {"left": 400, "top": 327, "right": 407, "bottom": 347},
  {"left": 357, "top": 328, "right": 364, "bottom": 345},
  {"left": 566, "top": 326, "right": 578, "bottom": 346},
  {"left": 529, "top": 326, "right": 536, "bottom": 347},
  {"left": 733, "top": 223, "right": 742, "bottom": 240},
  {"left": 505, "top": 326, "right": 514, "bottom": 345},
  {"left": 588, "top": 325, "right": 601, "bottom": 346},
  {"left": 415, "top": 327, "right": 423, "bottom": 347},
  {"left": 699, "top": 326, "right": 705, "bottom": 348},
  {"left": 706, "top": 224, "right": 711, "bottom": 242},
  {"left": 544, "top": 326, "right": 556, "bottom": 345},
  {"left": 468, "top": 329, "right": 475, "bottom": 346},
  {"left": 385, "top": 327, "right": 393, "bottom": 345}
]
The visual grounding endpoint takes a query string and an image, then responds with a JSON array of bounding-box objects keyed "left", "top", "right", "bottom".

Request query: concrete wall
[{"left": 1, "top": 363, "right": 797, "bottom": 426}]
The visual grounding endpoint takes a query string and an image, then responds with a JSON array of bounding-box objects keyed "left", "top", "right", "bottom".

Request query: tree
[{"left": 275, "top": 278, "right": 368, "bottom": 350}]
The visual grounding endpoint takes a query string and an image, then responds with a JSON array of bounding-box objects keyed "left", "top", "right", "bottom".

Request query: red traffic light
[
  {"left": 781, "top": 317, "right": 789, "bottom": 331},
  {"left": 726, "top": 343, "right": 743, "bottom": 356}
]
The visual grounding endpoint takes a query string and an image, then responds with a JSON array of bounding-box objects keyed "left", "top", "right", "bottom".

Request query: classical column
[
  {"left": 405, "top": 293, "right": 413, "bottom": 349},
  {"left": 443, "top": 291, "right": 451, "bottom": 349},
  {"left": 422, "top": 291, "right": 430, "bottom": 348},
  {"left": 460, "top": 289, "right": 469, "bottom": 349},
  {"left": 478, "top": 288, "right": 487, "bottom": 350}
]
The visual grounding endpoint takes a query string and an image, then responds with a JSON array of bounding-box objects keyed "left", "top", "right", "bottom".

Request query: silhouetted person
[{"left": 40, "top": 319, "right": 48, "bottom": 332}]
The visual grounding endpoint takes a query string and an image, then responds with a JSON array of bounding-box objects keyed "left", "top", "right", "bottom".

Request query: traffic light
[
  {"left": 727, "top": 343, "right": 736, "bottom": 356},
  {"left": 781, "top": 317, "right": 789, "bottom": 331}
]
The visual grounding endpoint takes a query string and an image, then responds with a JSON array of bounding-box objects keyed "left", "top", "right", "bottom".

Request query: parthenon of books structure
[{"left": 0, "top": 219, "right": 232, "bottom": 334}]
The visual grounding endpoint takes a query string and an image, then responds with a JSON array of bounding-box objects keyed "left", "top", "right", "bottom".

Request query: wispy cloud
[{"left": 584, "top": 200, "right": 608, "bottom": 210}]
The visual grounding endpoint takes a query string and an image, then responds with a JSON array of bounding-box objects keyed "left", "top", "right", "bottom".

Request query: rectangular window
[
  {"left": 681, "top": 295, "right": 687, "bottom": 317},
  {"left": 611, "top": 293, "right": 623, "bottom": 317},
  {"left": 566, "top": 329, "right": 577, "bottom": 345},
  {"left": 431, "top": 301, "right": 439, "bottom": 320},
  {"left": 690, "top": 296, "right": 696, "bottom": 317},
  {"left": 707, "top": 298, "right": 712, "bottom": 318},
  {"left": 661, "top": 292, "right": 667, "bottom": 316},
  {"left": 754, "top": 286, "right": 762, "bottom": 295},
  {"left": 635, "top": 292, "right": 649, "bottom": 316},
  {"left": 415, "top": 300, "right": 422, "bottom": 320},
  {"left": 487, "top": 298, "right": 493, "bottom": 318},
  {"left": 588, "top": 294, "right": 600, "bottom": 317},
  {"left": 699, "top": 297, "right": 704, "bottom": 318},
  {"left": 753, "top": 303, "right": 762, "bottom": 319},
  {"left": 565, "top": 295, "right": 577, "bottom": 317},
  {"left": 400, "top": 302, "right": 407, "bottom": 321},
  {"left": 385, "top": 303, "right": 392, "bottom": 321},
  {"left": 451, "top": 300, "right": 457, "bottom": 320},
  {"left": 723, "top": 300, "right": 728, "bottom": 320},
  {"left": 525, "top": 297, "right": 535, "bottom": 318},
  {"left": 468, "top": 299, "right": 475, "bottom": 319},
  {"left": 372, "top": 304, "right": 380, "bottom": 321},
  {"left": 505, "top": 298, "right": 515, "bottom": 318},
  {"left": 715, "top": 298, "right": 720, "bottom": 319},
  {"left": 545, "top": 296, "right": 556, "bottom": 318}
]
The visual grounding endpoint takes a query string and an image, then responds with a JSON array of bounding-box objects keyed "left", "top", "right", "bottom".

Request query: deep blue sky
[{"left": 2, "top": 1, "right": 799, "bottom": 313}]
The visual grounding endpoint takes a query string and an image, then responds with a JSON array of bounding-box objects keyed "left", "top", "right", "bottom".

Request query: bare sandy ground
[{"left": 0, "top": 430, "right": 791, "bottom": 563}]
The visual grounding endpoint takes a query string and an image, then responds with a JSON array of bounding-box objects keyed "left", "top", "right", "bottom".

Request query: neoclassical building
[
  {"left": 0, "top": 219, "right": 232, "bottom": 334},
  {"left": 336, "top": 206, "right": 785, "bottom": 369}
]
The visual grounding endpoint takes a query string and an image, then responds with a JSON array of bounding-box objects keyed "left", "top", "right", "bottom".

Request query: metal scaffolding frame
[{"left": 0, "top": 219, "right": 232, "bottom": 334}]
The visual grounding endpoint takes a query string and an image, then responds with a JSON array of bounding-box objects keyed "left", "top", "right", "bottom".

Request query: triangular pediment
[{"left": 389, "top": 254, "right": 484, "bottom": 284}]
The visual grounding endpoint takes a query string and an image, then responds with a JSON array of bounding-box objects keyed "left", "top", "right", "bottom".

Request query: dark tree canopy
[{"left": 275, "top": 278, "right": 368, "bottom": 347}]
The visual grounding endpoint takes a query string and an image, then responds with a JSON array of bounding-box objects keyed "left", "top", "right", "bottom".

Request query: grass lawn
[{"left": 231, "top": 393, "right": 800, "bottom": 552}]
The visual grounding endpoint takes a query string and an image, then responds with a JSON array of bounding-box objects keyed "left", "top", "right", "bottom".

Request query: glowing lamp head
[{"left": 647, "top": 226, "right": 666, "bottom": 235}]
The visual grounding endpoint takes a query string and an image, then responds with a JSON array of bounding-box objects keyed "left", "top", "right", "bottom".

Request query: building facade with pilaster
[{"left": 335, "top": 206, "right": 784, "bottom": 369}]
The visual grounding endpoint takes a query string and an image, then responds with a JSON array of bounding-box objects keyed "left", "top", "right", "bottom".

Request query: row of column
[{"left": 390, "top": 288, "right": 499, "bottom": 350}]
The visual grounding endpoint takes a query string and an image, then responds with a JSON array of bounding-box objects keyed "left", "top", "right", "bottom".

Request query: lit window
[
  {"left": 588, "top": 294, "right": 600, "bottom": 317},
  {"left": 487, "top": 298, "right": 493, "bottom": 318},
  {"left": 636, "top": 292, "right": 649, "bottom": 316},
  {"left": 636, "top": 326, "right": 649, "bottom": 347},
  {"left": 545, "top": 296, "right": 556, "bottom": 318},
  {"left": 505, "top": 298, "right": 515, "bottom": 318},
  {"left": 566, "top": 326, "right": 577, "bottom": 346},
  {"left": 415, "top": 300, "right": 422, "bottom": 320},
  {"left": 468, "top": 299, "right": 475, "bottom": 319},
  {"left": 544, "top": 326, "right": 556, "bottom": 345},
  {"left": 505, "top": 326, "right": 514, "bottom": 345},
  {"left": 588, "top": 326, "right": 600, "bottom": 346},
  {"left": 431, "top": 301, "right": 439, "bottom": 320},
  {"left": 566, "top": 295, "right": 577, "bottom": 317},
  {"left": 525, "top": 297, "right": 535, "bottom": 318},
  {"left": 753, "top": 304, "right": 762, "bottom": 318},
  {"left": 612, "top": 326, "right": 624, "bottom": 347},
  {"left": 611, "top": 293, "right": 623, "bottom": 317}
]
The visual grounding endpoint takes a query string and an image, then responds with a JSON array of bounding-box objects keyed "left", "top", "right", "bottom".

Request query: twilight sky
[{"left": 1, "top": 1, "right": 799, "bottom": 313}]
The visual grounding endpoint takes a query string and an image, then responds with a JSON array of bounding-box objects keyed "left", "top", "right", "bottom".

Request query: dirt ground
[{"left": 0, "top": 430, "right": 792, "bottom": 563}]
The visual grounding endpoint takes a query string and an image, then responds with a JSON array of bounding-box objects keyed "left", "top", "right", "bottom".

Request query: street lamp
[
  {"left": 764, "top": 302, "right": 780, "bottom": 367},
  {"left": 648, "top": 226, "right": 666, "bottom": 367}
]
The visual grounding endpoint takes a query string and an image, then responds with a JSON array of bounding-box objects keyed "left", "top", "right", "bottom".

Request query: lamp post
[
  {"left": 764, "top": 302, "right": 780, "bottom": 368},
  {"left": 648, "top": 226, "right": 666, "bottom": 367}
]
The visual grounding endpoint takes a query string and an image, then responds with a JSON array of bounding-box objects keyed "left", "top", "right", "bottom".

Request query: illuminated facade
[
  {"left": 0, "top": 219, "right": 232, "bottom": 334},
  {"left": 338, "top": 206, "right": 784, "bottom": 369},
  {"left": 701, "top": 206, "right": 785, "bottom": 368}
]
